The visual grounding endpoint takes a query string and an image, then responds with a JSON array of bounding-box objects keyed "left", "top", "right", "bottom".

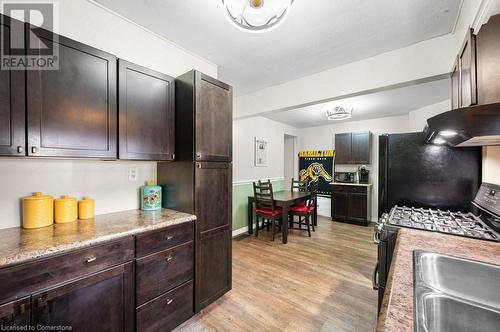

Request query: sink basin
[
  {"left": 417, "top": 251, "right": 500, "bottom": 309},
  {"left": 414, "top": 251, "right": 500, "bottom": 332}
]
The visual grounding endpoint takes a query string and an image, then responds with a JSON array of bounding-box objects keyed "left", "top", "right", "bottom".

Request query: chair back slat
[
  {"left": 307, "top": 181, "right": 319, "bottom": 208},
  {"left": 253, "top": 179, "right": 275, "bottom": 211},
  {"left": 291, "top": 178, "right": 307, "bottom": 192}
]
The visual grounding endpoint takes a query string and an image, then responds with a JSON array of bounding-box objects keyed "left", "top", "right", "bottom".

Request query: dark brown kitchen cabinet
[
  {"left": 118, "top": 60, "right": 175, "bottom": 161},
  {"left": 451, "top": 58, "right": 460, "bottom": 110},
  {"left": 32, "top": 262, "right": 134, "bottom": 332},
  {"left": 476, "top": 14, "right": 500, "bottom": 105},
  {"left": 458, "top": 29, "right": 477, "bottom": 107},
  {"left": 26, "top": 28, "right": 117, "bottom": 159},
  {"left": 0, "top": 297, "right": 30, "bottom": 327},
  {"left": 331, "top": 184, "right": 371, "bottom": 225},
  {"left": 335, "top": 132, "right": 371, "bottom": 164},
  {"left": 0, "top": 15, "right": 25, "bottom": 157}
]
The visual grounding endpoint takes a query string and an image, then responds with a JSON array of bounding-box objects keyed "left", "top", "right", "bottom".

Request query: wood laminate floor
[{"left": 176, "top": 217, "right": 378, "bottom": 332}]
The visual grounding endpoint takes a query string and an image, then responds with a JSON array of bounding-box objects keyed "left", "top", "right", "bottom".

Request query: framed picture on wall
[{"left": 254, "top": 137, "right": 268, "bottom": 167}]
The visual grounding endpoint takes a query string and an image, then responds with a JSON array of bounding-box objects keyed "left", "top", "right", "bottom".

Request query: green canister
[{"left": 141, "top": 181, "right": 162, "bottom": 211}]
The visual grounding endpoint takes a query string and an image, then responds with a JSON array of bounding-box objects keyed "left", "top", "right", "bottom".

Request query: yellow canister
[
  {"left": 22, "top": 192, "right": 54, "bottom": 229},
  {"left": 54, "top": 195, "right": 78, "bottom": 223},
  {"left": 78, "top": 197, "right": 95, "bottom": 220}
]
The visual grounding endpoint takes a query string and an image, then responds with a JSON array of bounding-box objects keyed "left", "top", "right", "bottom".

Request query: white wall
[
  {"left": 283, "top": 135, "right": 296, "bottom": 189},
  {"left": 233, "top": 117, "right": 299, "bottom": 183},
  {"left": 483, "top": 146, "right": 500, "bottom": 185},
  {"left": 408, "top": 100, "right": 451, "bottom": 132},
  {"left": 0, "top": 0, "right": 217, "bottom": 229}
]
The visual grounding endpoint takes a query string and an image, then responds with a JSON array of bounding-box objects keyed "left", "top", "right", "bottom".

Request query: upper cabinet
[
  {"left": 335, "top": 132, "right": 372, "bottom": 165},
  {"left": 26, "top": 28, "right": 117, "bottom": 158},
  {"left": 118, "top": 60, "right": 175, "bottom": 161},
  {"left": 0, "top": 16, "right": 25, "bottom": 157},
  {"left": 476, "top": 14, "right": 500, "bottom": 105},
  {"left": 458, "top": 29, "right": 477, "bottom": 107}
]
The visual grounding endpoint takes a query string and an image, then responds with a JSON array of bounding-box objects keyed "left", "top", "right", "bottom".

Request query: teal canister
[{"left": 141, "top": 181, "right": 162, "bottom": 211}]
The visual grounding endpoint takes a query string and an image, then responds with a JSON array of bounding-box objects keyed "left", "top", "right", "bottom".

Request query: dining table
[{"left": 247, "top": 190, "right": 317, "bottom": 244}]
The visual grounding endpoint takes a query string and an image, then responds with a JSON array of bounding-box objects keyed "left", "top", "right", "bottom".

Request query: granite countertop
[
  {"left": 330, "top": 182, "right": 372, "bottom": 187},
  {"left": 0, "top": 209, "right": 196, "bottom": 268},
  {"left": 377, "top": 228, "right": 500, "bottom": 331}
]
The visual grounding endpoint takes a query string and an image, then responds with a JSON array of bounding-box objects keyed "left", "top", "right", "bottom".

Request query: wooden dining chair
[
  {"left": 291, "top": 178, "right": 307, "bottom": 192},
  {"left": 253, "top": 180, "right": 283, "bottom": 241},
  {"left": 289, "top": 181, "right": 318, "bottom": 237}
]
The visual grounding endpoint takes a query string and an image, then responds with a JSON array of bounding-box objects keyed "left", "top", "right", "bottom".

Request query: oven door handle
[{"left": 372, "top": 262, "right": 379, "bottom": 290}]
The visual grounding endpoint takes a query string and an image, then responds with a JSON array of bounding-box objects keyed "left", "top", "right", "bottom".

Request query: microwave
[{"left": 334, "top": 172, "right": 356, "bottom": 183}]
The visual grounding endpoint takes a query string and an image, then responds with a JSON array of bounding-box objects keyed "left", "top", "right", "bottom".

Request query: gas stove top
[{"left": 384, "top": 206, "right": 499, "bottom": 241}]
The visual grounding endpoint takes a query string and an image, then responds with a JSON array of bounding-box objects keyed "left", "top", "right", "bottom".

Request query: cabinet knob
[
  {"left": 31, "top": 146, "right": 38, "bottom": 154},
  {"left": 17, "top": 146, "right": 24, "bottom": 153},
  {"left": 165, "top": 255, "right": 173, "bottom": 262},
  {"left": 165, "top": 235, "right": 174, "bottom": 241},
  {"left": 19, "top": 303, "right": 26, "bottom": 314},
  {"left": 85, "top": 255, "right": 97, "bottom": 264},
  {"left": 35, "top": 297, "right": 45, "bottom": 308},
  {"left": 166, "top": 299, "right": 173, "bottom": 305}
]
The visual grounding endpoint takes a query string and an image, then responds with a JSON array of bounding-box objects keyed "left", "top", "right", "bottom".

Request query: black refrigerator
[
  {"left": 378, "top": 132, "right": 482, "bottom": 217},
  {"left": 158, "top": 71, "right": 233, "bottom": 312}
]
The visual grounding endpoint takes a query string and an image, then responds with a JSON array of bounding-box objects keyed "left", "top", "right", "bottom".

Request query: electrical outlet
[{"left": 129, "top": 168, "right": 138, "bottom": 181}]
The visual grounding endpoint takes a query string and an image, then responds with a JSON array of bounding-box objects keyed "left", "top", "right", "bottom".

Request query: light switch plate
[{"left": 129, "top": 168, "right": 138, "bottom": 181}]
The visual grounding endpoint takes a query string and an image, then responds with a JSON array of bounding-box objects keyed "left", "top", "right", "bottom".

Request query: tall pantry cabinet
[{"left": 158, "top": 71, "right": 232, "bottom": 312}]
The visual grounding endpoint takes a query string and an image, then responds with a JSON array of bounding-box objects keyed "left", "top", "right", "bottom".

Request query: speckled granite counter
[
  {"left": 377, "top": 228, "right": 500, "bottom": 331},
  {"left": 0, "top": 209, "right": 196, "bottom": 268}
]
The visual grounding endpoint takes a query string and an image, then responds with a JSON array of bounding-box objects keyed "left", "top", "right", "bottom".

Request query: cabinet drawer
[
  {"left": 0, "top": 237, "right": 134, "bottom": 304},
  {"left": 136, "top": 280, "right": 194, "bottom": 332},
  {"left": 136, "top": 241, "right": 194, "bottom": 305},
  {"left": 331, "top": 185, "right": 367, "bottom": 194},
  {"left": 135, "top": 222, "right": 194, "bottom": 258}
]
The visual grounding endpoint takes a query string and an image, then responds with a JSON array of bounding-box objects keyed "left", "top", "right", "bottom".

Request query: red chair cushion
[
  {"left": 256, "top": 207, "right": 283, "bottom": 216},
  {"left": 289, "top": 205, "right": 314, "bottom": 213},
  {"left": 291, "top": 202, "right": 307, "bottom": 209}
]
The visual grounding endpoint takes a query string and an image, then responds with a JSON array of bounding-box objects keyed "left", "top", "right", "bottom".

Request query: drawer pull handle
[
  {"left": 166, "top": 299, "right": 173, "bottom": 305},
  {"left": 165, "top": 235, "right": 174, "bottom": 241},
  {"left": 165, "top": 255, "right": 174, "bottom": 262},
  {"left": 85, "top": 256, "right": 97, "bottom": 263},
  {"left": 19, "top": 303, "right": 26, "bottom": 314}
]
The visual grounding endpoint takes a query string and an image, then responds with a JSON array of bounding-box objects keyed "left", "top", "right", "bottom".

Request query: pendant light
[{"left": 222, "top": 0, "right": 294, "bottom": 33}]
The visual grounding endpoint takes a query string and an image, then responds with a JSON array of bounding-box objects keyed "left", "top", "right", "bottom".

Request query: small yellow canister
[
  {"left": 78, "top": 197, "right": 95, "bottom": 220},
  {"left": 54, "top": 195, "right": 78, "bottom": 223},
  {"left": 22, "top": 192, "right": 54, "bottom": 229}
]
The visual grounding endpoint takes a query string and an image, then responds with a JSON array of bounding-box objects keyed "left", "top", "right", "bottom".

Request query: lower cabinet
[
  {"left": 32, "top": 263, "right": 134, "bottom": 332},
  {"left": 331, "top": 185, "right": 371, "bottom": 225},
  {"left": 0, "top": 297, "right": 30, "bottom": 327},
  {"left": 196, "top": 225, "right": 232, "bottom": 311}
]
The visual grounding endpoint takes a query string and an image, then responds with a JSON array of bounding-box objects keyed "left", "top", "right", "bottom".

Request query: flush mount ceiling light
[
  {"left": 326, "top": 107, "right": 353, "bottom": 121},
  {"left": 222, "top": 0, "right": 294, "bottom": 33}
]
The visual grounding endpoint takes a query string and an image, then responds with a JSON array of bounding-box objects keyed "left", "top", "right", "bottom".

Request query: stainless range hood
[{"left": 424, "top": 103, "right": 500, "bottom": 147}]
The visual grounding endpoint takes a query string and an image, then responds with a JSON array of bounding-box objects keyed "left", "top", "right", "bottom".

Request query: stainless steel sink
[{"left": 414, "top": 251, "right": 500, "bottom": 332}]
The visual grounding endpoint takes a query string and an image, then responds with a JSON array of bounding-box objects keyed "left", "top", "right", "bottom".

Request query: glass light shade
[
  {"left": 222, "top": 0, "right": 293, "bottom": 33},
  {"left": 326, "top": 107, "right": 353, "bottom": 121}
]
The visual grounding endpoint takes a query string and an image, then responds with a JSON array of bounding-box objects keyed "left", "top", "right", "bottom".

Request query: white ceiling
[
  {"left": 94, "top": 0, "right": 462, "bottom": 96},
  {"left": 264, "top": 78, "right": 451, "bottom": 128}
]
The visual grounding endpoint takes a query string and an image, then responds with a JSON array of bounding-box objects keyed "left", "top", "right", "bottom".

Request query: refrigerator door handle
[{"left": 372, "top": 262, "right": 379, "bottom": 290}]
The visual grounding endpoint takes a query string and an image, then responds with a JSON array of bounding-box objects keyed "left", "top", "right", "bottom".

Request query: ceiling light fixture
[
  {"left": 222, "top": 0, "right": 294, "bottom": 33},
  {"left": 326, "top": 107, "right": 353, "bottom": 121},
  {"left": 439, "top": 130, "right": 458, "bottom": 137}
]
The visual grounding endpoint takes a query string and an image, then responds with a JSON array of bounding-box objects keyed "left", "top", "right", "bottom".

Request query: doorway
[{"left": 284, "top": 134, "right": 297, "bottom": 189}]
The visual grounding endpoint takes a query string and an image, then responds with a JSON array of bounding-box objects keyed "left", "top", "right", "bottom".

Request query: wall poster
[
  {"left": 298, "top": 150, "right": 334, "bottom": 197},
  {"left": 254, "top": 137, "right": 268, "bottom": 167}
]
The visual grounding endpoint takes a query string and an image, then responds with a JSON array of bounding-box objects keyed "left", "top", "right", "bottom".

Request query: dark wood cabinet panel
[
  {"left": 118, "top": 60, "right": 175, "bottom": 161},
  {"left": 196, "top": 225, "right": 232, "bottom": 312},
  {"left": 32, "top": 262, "right": 134, "bottom": 332},
  {"left": 348, "top": 193, "right": 368, "bottom": 223},
  {"left": 195, "top": 162, "right": 231, "bottom": 232},
  {"left": 458, "top": 29, "right": 477, "bottom": 107},
  {"left": 0, "top": 297, "right": 30, "bottom": 327},
  {"left": 351, "top": 132, "right": 371, "bottom": 164},
  {"left": 0, "top": 16, "right": 25, "bottom": 156},
  {"left": 136, "top": 280, "right": 193, "bottom": 332},
  {"left": 195, "top": 74, "right": 232, "bottom": 162},
  {"left": 331, "top": 185, "right": 370, "bottom": 225},
  {"left": 476, "top": 14, "right": 500, "bottom": 105},
  {"left": 135, "top": 221, "right": 194, "bottom": 258},
  {"left": 451, "top": 58, "right": 460, "bottom": 110},
  {"left": 331, "top": 192, "right": 348, "bottom": 221},
  {"left": 136, "top": 241, "right": 194, "bottom": 306},
  {"left": 334, "top": 133, "right": 352, "bottom": 164},
  {"left": 26, "top": 28, "right": 117, "bottom": 158}
]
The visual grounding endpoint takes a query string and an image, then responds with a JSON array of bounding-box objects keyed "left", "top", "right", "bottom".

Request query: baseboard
[{"left": 232, "top": 224, "right": 255, "bottom": 237}]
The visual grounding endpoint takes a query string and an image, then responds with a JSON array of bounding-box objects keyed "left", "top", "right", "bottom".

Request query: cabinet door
[
  {"left": 476, "top": 14, "right": 500, "bottom": 105},
  {"left": 118, "top": 60, "right": 175, "bottom": 160},
  {"left": 459, "top": 29, "right": 477, "bottom": 107},
  {"left": 0, "top": 297, "right": 30, "bottom": 327},
  {"left": 348, "top": 193, "right": 368, "bottom": 223},
  {"left": 26, "top": 28, "right": 117, "bottom": 158},
  {"left": 331, "top": 191, "right": 349, "bottom": 221},
  {"left": 0, "top": 16, "right": 25, "bottom": 156},
  {"left": 195, "top": 73, "right": 232, "bottom": 162},
  {"left": 351, "top": 132, "right": 371, "bottom": 164},
  {"left": 195, "top": 162, "right": 231, "bottom": 232},
  {"left": 196, "top": 225, "right": 231, "bottom": 312},
  {"left": 451, "top": 58, "right": 460, "bottom": 109},
  {"left": 32, "top": 263, "right": 134, "bottom": 332},
  {"left": 334, "top": 133, "right": 352, "bottom": 164}
]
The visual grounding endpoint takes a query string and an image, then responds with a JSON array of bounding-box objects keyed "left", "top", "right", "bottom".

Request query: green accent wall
[{"left": 232, "top": 179, "right": 284, "bottom": 232}]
